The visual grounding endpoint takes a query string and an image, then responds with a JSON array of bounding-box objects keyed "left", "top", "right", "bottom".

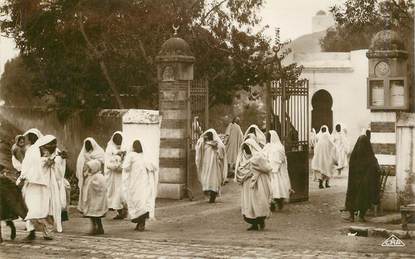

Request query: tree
[
  {"left": 0, "top": 56, "right": 39, "bottom": 107},
  {"left": 0, "top": 0, "right": 275, "bottom": 113},
  {"left": 320, "top": 0, "right": 414, "bottom": 52}
]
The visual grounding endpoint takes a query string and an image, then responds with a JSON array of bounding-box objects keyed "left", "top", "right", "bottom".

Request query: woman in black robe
[
  {"left": 345, "top": 134, "right": 380, "bottom": 222},
  {"left": 0, "top": 171, "right": 28, "bottom": 242}
]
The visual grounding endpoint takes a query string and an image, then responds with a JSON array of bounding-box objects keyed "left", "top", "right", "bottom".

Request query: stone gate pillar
[
  {"left": 366, "top": 30, "right": 409, "bottom": 210},
  {"left": 156, "top": 35, "right": 195, "bottom": 199}
]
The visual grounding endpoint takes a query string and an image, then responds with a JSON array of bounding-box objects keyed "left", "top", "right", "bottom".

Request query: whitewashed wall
[
  {"left": 122, "top": 109, "right": 161, "bottom": 166},
  {"left": 296, "top": 50, "right": 370, "bottom": 150},
  {"left": 396, "top": 113, "right": 415, "bottom": 206}
]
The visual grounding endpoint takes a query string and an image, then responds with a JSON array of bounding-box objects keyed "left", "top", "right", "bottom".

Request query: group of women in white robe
[
  {"left": 195, "top": 123, "right": 292, "bottom": 230},
  {"left": 17, "top": 129, "right": 69, "bottom": 241},
  {"left": 311, "top": 124, "right": 350, "bottom": 188},
  {"left": 76, "top": 132, "right": 158, "bottom": 233},
  {"left": 237, "top": 125, "right": 292, "bottom": 231}
]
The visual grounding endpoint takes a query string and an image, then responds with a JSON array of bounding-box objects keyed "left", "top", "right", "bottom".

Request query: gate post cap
[{"left": 159, "top": 37, "right": 193, "bottom": 57}]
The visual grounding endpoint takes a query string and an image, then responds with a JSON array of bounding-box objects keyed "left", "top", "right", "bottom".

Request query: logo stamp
[{"left": 381, "top": 234, "right": 406, "bottom": 247}]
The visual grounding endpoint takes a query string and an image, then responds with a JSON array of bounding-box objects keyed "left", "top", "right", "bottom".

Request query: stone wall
[{"left": 0, "top": 107, "right": 124, "bottom": 173}]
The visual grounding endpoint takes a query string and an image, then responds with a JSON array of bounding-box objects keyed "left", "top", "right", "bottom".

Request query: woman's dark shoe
[
  {"left": 318, "top": 180, "right": 324, "bottom": 189},
  {"left": 209, "top": 192, "right": 217, "bottom": 203},
  {"left": 276, "top": 199, "right": 284, "bottom": 210},
  {"left": 43, "top": 236, "right": 53, "bottom": 241},
  {"left": 258, "top": 221, "right": 265, "bottom": 231},
  {"left": 325, "top": 180, "right": 331, "bottom": 188},
  {"left": 96, "top": 219, "right": 104, "bottom": 234},
  {"left": 247, "top": 224, "right": 259, "bottom": 231},
  {"left": 270, "top": 201, "right": 276, "bottom": 212},
  {"left": 25, "top": 230, "right": 36, "bottom": 241},
  {"left": 138, "top": 222, "right": 145, "bottom": 232}
]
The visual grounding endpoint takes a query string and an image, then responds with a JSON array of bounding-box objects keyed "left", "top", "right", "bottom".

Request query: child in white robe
[{"left": 83, "top": 160, "right": 108, "bottom": 235}]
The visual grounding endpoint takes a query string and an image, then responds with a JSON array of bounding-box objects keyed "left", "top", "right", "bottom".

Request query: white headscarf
[
  {"left": 23, "top": 128, "right": 43, "bottom": 139},
  {"left": 262, "top": 130, "right": 286, "bottom": 171},
  {"left": 243, "top": 125, "right": 266, "bottom": 147},
  {"left": 76, "top": 137, "right": 105, "bottom": 190},
  {"left": 105, "top": 131, "right": 124, "bottom": 174},
  {"left": 21, "top": 134, "right": 56, "bottom": 185},
  {"left": 235, "top": 138, "right": 262, "bottom": 184},
  {"left": 269, "top": 130, "right": 284, "bottom": 151},
  {"left": 332, "top": 123, "right": 349, "bottom": 150},
  {"left": 311, "top": 126, "right": 336, "bottom": 175}
]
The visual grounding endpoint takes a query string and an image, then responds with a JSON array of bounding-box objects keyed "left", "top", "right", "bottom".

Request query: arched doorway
[{"left": 311, "top": 89, "right": 333, "bottom": 133}]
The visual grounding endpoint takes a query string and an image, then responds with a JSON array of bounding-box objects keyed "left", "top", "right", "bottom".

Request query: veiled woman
[
  {"left": 224, "top": 117, "right": 243, "bottom": 177},
  {"left": 345, "top": 135, "right": 380, "bottom": 222},
  {"left": 235, "top": 138, "right": 272, "bottom": 231},
  {"left": 122, "top": 140, "right": 158, "bottom": 231},
  {"left": 76, "top": 138, "right": 105, "bottom": 214},
  {"left": 195, "top": 129, "right": 228, "bottom": 203},
  {"left": 311, "top": 125, "right": 337, "bottom": 189},
  {"left": 331, "top": 123, "right": 350, "bottom": 176},
  {"left": 19, "top": 135, "right": 67, "bottom": 240},
  {"left": 243, "top": 125, "right": 266, "bottom": 148},
  {"left": 105, "top": 131, "right": 126, "bottom": 219},
  {"left": 263, "top": 130, "right": 292, "bottom": 211}
]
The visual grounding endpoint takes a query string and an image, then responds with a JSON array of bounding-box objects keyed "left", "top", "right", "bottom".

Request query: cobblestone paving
[
  {"left": 2, "top": 177, "right": 414, "bottom": 258},
  {"left": 1, "top": 233, "right": 415, "bottom": 259}
]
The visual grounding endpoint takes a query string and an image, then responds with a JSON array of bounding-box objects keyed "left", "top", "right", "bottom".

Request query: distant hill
[{"left": 288, "top": 30, "right": 326, "bottom": 54}]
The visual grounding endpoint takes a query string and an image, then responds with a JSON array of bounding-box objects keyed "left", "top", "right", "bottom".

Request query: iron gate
[
  {"left": 272, "top": 79, "right": 309, "bottom": 202},
  {"left": 186, "top": 79, "right": 209, "bottom": 200}
]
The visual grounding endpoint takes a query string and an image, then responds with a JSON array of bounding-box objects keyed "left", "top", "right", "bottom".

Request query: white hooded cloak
[
  {"left": 21, "top": 135, "right": 67, "bottom": 232},
  {"left": 195, "top": 129, "right": 228, "bottom": 193},
  {"left": 76, "top": 137, "right": 105, "bottom": 213},
  {"left": 262, "top": 130, "right": 291, "bottom": 199},
  {"left": 122, "top": 141, "right": 158, "bottom": 220},
  {"left": 311, "top": 126, "right": 337, "bottom": 179},
  {"left": 104, "top": 131, "right": 125, "bottom": 210}
]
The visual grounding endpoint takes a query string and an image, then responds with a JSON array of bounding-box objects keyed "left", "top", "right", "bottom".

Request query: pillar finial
[{"left": 173, "top": 24, "right": 180, "bottom": 36}]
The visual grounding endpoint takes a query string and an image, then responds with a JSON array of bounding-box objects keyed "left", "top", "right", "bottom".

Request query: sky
[{"left": 0, "top": 0, "right": 346, "bottom": 75}]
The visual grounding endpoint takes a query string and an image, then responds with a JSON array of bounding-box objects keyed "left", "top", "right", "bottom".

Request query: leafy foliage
[
  {"left": 0, "top": 0, "right": 285, "bottom": 112},
  {"left": 320, "top": 0, "right": 414, "bottom": 52}
]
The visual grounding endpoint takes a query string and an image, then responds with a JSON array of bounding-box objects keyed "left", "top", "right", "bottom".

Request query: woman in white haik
[
  {"left": 195, "top": 129, "right": 228, "bottom": 203},
  {"left": 235, "top": 138, "right": 272, "bottom": 231},
  {"left": 331, "top": 123, "right": 350, "bottom": 176},
  {"left": 122, "top": 140, "right": 158, "bottom": 231},
  {"left": 18, "top": 135, "right": 67, "bottom": 241},
  {"left": 105, "top": 131, "right": 127, "bottom": 220},
  {"left": 311, "top": 125, "right": 337, "bottom": 189},
  {"left": 77, "top": 138, "right": 105, "bottom": 212},
  {"left": 263, "top": 130, "right": 292, "bottom": 211},
  {"left": 243, "top": 124, "right": 266, "bottom": 148}
]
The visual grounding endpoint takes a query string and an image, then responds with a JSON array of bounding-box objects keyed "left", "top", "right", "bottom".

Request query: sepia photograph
[{"left": 0, "top": 0, "right": 414, "bottom": 258}]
